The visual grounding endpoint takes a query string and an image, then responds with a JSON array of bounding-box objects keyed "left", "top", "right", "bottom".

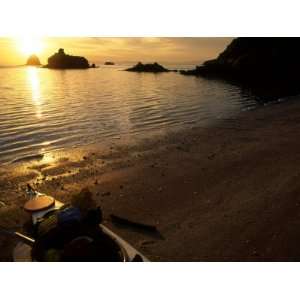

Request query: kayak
[
  {"left": 13, "top": 188, "right": 149, "bottom": 262},
  {"left": 13, "top": 223, "right": 149, "bottom": 262}
]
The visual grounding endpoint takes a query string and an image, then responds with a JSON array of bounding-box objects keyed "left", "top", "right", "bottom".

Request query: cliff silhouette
[
  {"left": 181, "top": 38, "right": 300, "bottom": 99},
  {"left": 45, "top": 48, "right": 90, "bottom": 69}
]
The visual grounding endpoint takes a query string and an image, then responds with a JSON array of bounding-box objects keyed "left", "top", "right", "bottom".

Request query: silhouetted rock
[
  {"left": 181, "top": 38, "right": 300, "bottom": 99},
  {"left": 104, "top": 61, "right": 115, "bottom": 65},
  {"left": 125, "top": 62, "right": 169, "bottom": 73},
  {"left": 26, "top": 54, "right": 41, "bottom": 66},
  {"left": 45, "top": 48, "right": 90, "bottom": 69}
]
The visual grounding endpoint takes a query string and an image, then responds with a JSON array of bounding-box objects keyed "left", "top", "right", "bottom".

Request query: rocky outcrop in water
[
  {"left": 45, "top": 48, "right": 90, "bottom": 69},
  {"left": 125, "top": 62, "right": 169, "bottom": 73},
  {"left": 26, "top": 54, "right": 41, "bottom": 66},
  {"left": 181, "top": 38, "right": 300, "bottom": 99},
  {"left": 104, "top": 61, "right": 115, "bottom": 65}
]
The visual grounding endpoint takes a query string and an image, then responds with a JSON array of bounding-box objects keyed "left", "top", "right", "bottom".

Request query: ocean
[{"left": 0, "top": 64, "right": 258, "bottom": 164}]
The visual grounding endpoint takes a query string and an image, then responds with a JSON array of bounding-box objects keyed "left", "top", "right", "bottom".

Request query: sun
[{"left": 16, "top": 36, "right": 44, "bottom": 56}]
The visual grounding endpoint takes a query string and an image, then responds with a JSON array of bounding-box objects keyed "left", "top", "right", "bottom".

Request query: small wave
[{"left": 12, "top": 153, "right": 44, "bottom": 163}]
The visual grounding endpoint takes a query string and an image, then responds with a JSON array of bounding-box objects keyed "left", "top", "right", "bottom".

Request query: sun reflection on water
[{"left": 27, "top": 67, "right": 43, "bottom": 119}]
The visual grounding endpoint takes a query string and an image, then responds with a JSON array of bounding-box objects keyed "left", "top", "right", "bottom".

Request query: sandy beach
[{"left": 2, "top": 97, "right": 300, "bottom": 261}]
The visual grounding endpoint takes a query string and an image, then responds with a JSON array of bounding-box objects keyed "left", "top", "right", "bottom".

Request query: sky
[{"left": 0, "top": 37, "right": 233, "bottom": 66}]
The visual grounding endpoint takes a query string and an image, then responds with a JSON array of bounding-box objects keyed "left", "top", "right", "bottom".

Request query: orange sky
[{"left": 0, "top": 37, "right": 233, "bottom": 66}]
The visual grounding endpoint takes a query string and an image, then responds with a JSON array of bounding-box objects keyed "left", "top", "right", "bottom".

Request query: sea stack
[
  {"left": 180, "top": 37, "right": 300, "bottom": 99},
  {"left": 45, "top": 48, "right": 90, "bottom": 69},
  {"left": 125, "top": 62, "right": 169, "bottom": 73},
  {"left": 26, "top": 54, "right": 41, "bottom": 66}
]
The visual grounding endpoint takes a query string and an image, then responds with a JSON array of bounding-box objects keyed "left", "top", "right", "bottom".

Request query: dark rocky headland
[
  {"left": 44, "top": 48, "right": 93, "bottom": 69},
  {"left": 26, "top": 54, "right": 41, "bottom": 66},
  {"left": 125, "top": 62, "right": 170, "bottom": 73},
  {"left": 181, "top": 38, "right": 300, "bottom": 99}
]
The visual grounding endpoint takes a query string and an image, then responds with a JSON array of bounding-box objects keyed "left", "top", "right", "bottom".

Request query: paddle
[{"left": 0, "top": 226, "right": 35, "bottom": 246}]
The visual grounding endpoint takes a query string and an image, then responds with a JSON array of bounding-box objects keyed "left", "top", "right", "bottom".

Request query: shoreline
[{"left": 2, "top": 97, "right": 300, "bottom": 261}]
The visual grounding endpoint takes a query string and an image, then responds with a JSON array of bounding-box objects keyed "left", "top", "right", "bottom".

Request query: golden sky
[{"left": 0, "top": 37, "right": 233, "bottom": 66}]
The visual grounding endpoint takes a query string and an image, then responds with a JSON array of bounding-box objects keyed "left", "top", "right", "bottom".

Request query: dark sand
[{"left": 2, "top": 97, "right": 300, "bottom": 261}]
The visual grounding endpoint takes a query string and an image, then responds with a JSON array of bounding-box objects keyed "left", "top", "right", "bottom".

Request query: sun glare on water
[{"left": 16, "top": 36, "right": 44, "bottom": 56}]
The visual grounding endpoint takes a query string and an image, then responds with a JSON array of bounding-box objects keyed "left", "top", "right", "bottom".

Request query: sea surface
[{"left": 0, "top": 65, "right": 259, "bottom": 164}]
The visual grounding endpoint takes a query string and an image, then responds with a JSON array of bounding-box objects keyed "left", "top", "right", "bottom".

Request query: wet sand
[{"left": 2, "top": 97, "right": 300, "bottom": 261}]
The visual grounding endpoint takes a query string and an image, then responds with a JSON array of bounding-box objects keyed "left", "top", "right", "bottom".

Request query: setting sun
[{"left": 16, "top": 36, "right": 44, "bottom": 56}]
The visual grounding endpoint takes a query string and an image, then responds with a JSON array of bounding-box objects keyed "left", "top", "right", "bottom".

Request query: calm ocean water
[{"left": 0, "top": 65, "right": 259, "bottom": 164}]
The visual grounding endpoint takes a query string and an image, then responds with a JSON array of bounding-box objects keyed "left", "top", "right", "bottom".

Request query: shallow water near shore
[{"left": 0, "top": 65, "right": 259, "bottom": 164}]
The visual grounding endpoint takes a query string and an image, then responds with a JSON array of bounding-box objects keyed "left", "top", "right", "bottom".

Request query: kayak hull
[{"left": 13, "top": 224, "right": 149, "bottom": 262}]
